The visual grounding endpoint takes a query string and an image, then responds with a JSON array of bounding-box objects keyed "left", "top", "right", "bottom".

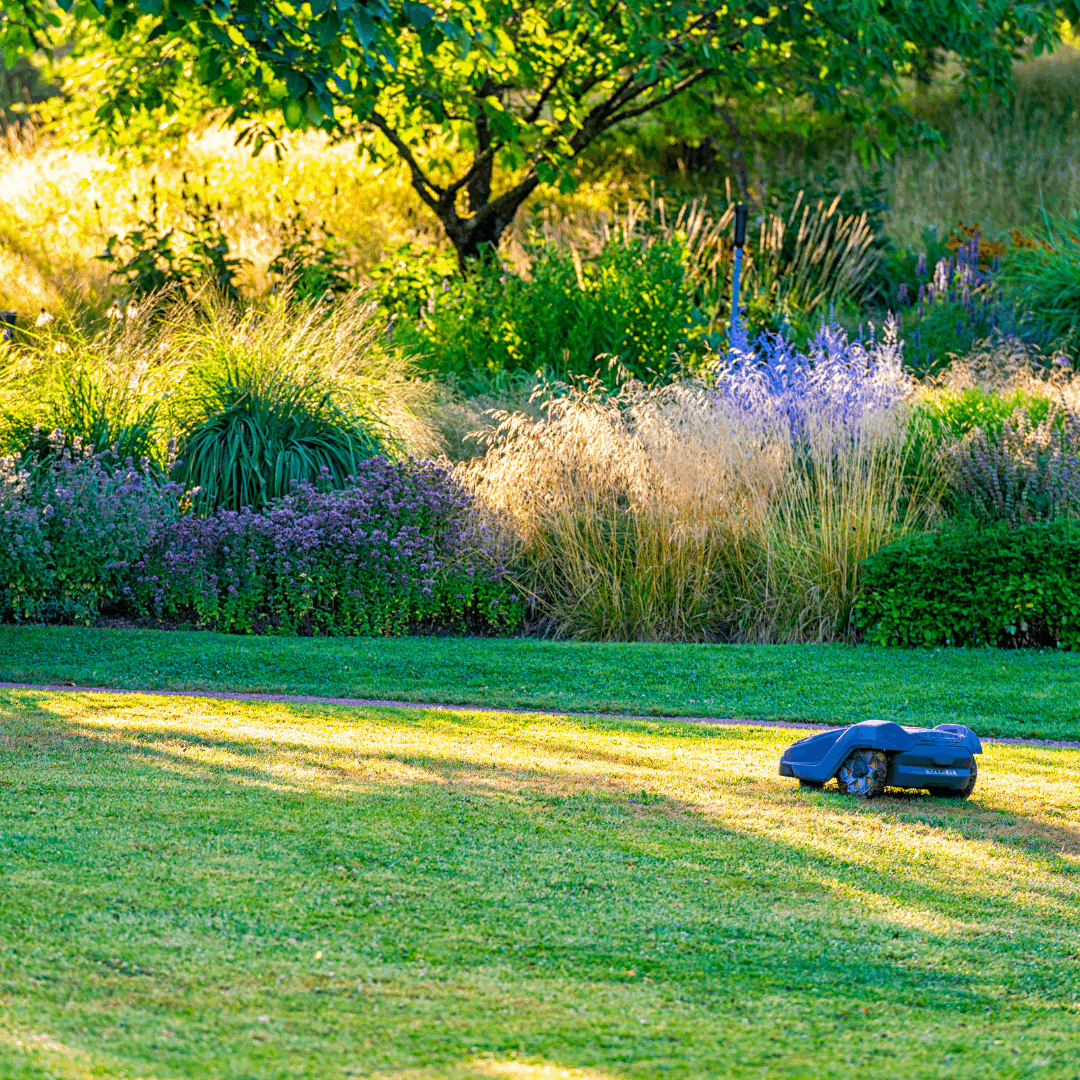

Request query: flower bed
[{"left": 132, "top": 458, "right": 522, "bottom": 635}]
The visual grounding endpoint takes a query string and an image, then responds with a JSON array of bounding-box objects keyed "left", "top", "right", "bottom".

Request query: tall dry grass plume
[{"left": 463, "top": 336, "right": 935, "bottom": 642}]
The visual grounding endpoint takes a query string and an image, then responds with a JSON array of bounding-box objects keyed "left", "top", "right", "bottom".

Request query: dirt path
[{"left": 1, "top": 681, "right": 1076, "bottom": 749}]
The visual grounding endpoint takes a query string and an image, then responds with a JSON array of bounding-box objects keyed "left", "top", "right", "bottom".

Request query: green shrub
[
  {"left": 854, "top": 521, "right": 1080, "bottom": 649},
  {"left": 369, "top": 241, "right": 459, "bottom": 319},
  {"left": 395, "top": 238, "right": 699, "bottom": 388},
  {"left": 267, "top": 204, "right": 356, "bottom": 302},
  {"left": 914, "top": 386, "right": 1056, "bottom": 442}
]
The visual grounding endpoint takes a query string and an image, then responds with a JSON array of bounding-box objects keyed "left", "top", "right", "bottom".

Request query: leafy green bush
[
  {"left": 267, "top": 203, "right": 356, "bottom": 302},
  {"left": 0, "top": 433, "right": 181, "bottom": 624},
  {"left": 394, "top": 239, "right": 698, "bottom": 388},
  {"left": 914, "top": 386, "right": 1056, "bottom": 442},
  {"left": 854, "top": 521, "right": 1080, "bottom": 648},
  {"left": 369, "top": 241, "right": 459, "bottom": 319}
]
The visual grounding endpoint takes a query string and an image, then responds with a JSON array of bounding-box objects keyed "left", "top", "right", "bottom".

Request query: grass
[
  {"left": 1, "top": 690, "right": 1078, "bottom": 1078},
  {"left": 0, "top": 626, "right": 1078, "bottom": 741},
  {"left": 464, "top": 365, "right": 927, "bottom": 645},
  {"left": 835, "top": 45, "right": 1080, "bottom": 250}
]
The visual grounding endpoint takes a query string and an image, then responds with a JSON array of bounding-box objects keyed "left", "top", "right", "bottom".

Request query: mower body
[{"left": 779, "top": 720, "right": 982, "bottom": 793}]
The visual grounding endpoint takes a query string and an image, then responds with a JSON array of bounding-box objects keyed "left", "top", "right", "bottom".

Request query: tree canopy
[{"left": 4, "top": 0, "right": 1077, "bottom": 265}]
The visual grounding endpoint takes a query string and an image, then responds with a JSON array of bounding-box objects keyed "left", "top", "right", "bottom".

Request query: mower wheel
[{"left": 836, "top": 748, "right": 888, "bottom": 798}]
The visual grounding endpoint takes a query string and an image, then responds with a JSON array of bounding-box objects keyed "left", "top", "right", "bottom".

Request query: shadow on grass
[{"left": 2, "top": 689, "right": 1079, "bottom": 1077}]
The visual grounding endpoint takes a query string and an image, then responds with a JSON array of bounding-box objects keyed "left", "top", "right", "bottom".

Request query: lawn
[
  {"left": 1, "top": 689, "right": 1078, "bottom": 1078},
  {"left": 1, "top": 626, "right": 1079, "bottom": 742}
]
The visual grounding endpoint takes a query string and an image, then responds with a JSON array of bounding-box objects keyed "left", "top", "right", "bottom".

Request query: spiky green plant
[
  {"left": 1005, "top": 212, "right": 1080, "bottom": 358},
  {"left": 175, "top": 352, "right": 395, "bottom": 511},
  {"left": 0, "top": 312, "right": 170, "bottom": 470}
]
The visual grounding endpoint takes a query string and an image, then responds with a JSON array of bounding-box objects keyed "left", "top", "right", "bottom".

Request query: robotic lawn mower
[{"left": 779, "top": 719, "right": 981, "bottom": 798}]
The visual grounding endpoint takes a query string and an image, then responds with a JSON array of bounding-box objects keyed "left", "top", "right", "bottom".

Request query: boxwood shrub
[{"left": 854, "top": 521, "right": 1080, "bottom": 649}]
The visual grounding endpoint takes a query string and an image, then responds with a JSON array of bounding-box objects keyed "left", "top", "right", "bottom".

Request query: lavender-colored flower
[
  {"left": 717, "top": 313, "right": 910, "bottom": 452},
  {"left": 897, "top": 283, "right": 909, "bottom": 305},
  {"left": 916, "top": 252, "right": 927, "bottom": 277},
  {"left": 129, "top": 457, "right": 523, "bottom": 636}
]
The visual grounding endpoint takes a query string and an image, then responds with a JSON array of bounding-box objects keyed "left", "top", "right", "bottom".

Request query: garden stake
[{"left": 731, "top": 203, "right": 748, "bottom": 338}]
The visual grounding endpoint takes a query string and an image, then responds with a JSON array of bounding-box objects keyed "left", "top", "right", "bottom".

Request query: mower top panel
[{"left": 778, "top": 719, "right": 981, "bottom": 784}]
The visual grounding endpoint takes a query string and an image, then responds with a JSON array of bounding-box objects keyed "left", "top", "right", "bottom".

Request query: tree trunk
[{"left": 436, "top": 174, "right": 540, "bottom": 271}]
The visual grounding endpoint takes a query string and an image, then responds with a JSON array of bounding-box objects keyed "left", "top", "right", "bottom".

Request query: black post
[{"left": 731, "top": 204, "right": 749, "bottom": 338}]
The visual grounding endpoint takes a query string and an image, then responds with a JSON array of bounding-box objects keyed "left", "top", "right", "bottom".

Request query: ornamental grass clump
[
  {"left": 0, "top": 431, "right": 182, "bottom": 623},
  {"left": 2, "top": 289, "right": 441, "bottom": 500},
  {"left": 0, "top": 302, "right": 176, "bottom": 469},
  {"left": 133, "top": 457, "right": 522, "bottom": 636},
  {"left": 464, "top": 376, "right": 780, "bottom": 641},
  {"left": 168, "top": 291, "right": 439, "bottom": 509},
  {"left": 466, "top": 317, "right": 932, "bottom": 642}
]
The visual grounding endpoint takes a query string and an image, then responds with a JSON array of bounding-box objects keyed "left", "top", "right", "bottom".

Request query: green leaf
[
  {"left": 283, "top": 98, "right": 305, "bottom": 129},
  {"left": 402, "top": 1, "right": 434, "bottom": 29}
]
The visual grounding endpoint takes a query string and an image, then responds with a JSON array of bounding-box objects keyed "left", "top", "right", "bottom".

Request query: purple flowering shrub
[
  {"left": 716, "top": 314, "right": 911, "bottom": 447},
  {"left": 952, "top": 406, "right": 1080, "bottom": 526},
  {"left": 0, "top": 431, "right": 182, "bottom": 623},
  {"left": 131, "top": 457, "right": 523, "bottom": 635}
]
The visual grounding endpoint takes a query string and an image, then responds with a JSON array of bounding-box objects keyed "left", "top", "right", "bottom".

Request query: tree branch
[
  {"left": 367, "top": 111, "right": 444, "bottom": 211},
  {"left": 525, "top": 0, "right": 624, "bottom": 122},
  {"left": 604, "top": 69, "right": 713, "bottom": 127}
]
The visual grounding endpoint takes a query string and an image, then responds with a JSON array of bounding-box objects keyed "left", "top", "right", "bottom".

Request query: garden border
[{"left": 1, "top": 682, "right": 1076, "bottom": 749}]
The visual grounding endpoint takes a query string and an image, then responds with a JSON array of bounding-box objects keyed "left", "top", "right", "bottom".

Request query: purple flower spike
[{"left": 719, "top": 312, "right": 910, "bottom": 454}]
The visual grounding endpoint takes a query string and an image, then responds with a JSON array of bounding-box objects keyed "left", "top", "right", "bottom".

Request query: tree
[{"left": 5, "top": 1, "right": 1077, "bottom": 268}]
